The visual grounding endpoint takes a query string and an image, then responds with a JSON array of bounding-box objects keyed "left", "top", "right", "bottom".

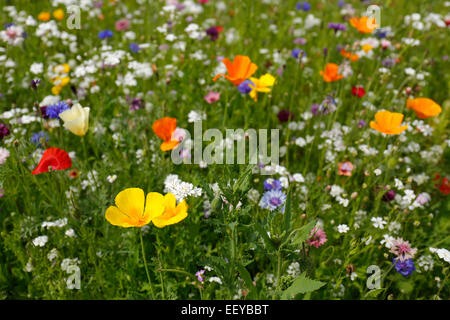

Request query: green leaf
[
  {"left": 282, "top": 189, "right": 292, "bottom": 242},
  {"left": 254, "top": 223, "right": 276, "bottom": 251},
  {"left": 236, "top": 262, "right": 255, "bottom": 291},
  {"left": 364, "top": 288, "right": 385, "bottom": 299},
  {"left": 291, "top": 220, "right": 317, "bottom": 246},
  {"left": 281, "top": 273, "right": 326, "bottom": 300}
]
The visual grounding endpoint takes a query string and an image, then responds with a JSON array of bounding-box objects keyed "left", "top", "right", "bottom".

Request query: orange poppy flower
[
  {"left": 213, "top": 55, "right": 258, "bottom": 86},
  {"left": 406, "top": 98, "right": 442, "bottom": 119},
  {"left": 370, "top": 110, "right": 408, "bottom": 135},
  {"left": 349, "top": 16, "right": 378, "bottom": 34},
  {"left": 152, "top": 117, "right": 180, "bottom": 151},
  {"left": 340, "top": 49, "right": 359, "bottom": 62},
  {"left": 320, "top": 63, "right": 343, "bottom": 82}
]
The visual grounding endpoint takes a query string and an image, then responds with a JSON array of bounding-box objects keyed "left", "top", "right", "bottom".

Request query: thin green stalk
[
  {"left": 155, "top": 233, "right": 166, "bottom": 299},
  {"left": 139, "top": 229, "right": 155, "bottom": 299}
]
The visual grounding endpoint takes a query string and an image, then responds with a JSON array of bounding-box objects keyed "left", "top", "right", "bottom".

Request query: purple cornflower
[
  {"left": 328, "top": 23, "right": 347, "bottom": 32},
  {"left": 338, "top": 0, "right": 346, "bottom": 7},
  {"left": 237, "top": 80, "right": 254, "bottom": 94},
  {"left": 31, "top": 131, "right": 48, "bottom": 147},
  {"left": 98, "top": 29, "right": 113, "bottom": 39},
  {"left": 316, "top": 95, "right": 337, "bottom": 115},
  {"left": 392, "top": 258, "right": 415, "bottom": 277},
  {"left": 129, "top": 43, "right": 140, "bottom": 53},
  {"left": 382, "top": 190, "right": 396, "bottom": 202},
  {"left": 264, "top": 178, "right": 282, "bottom": 191},
  {"left": 311, "top": 103, "right": 320, "bottom": 116},
  {"left": 45, "top": 101, "right": 70, "bottom": 119},
  {"left": 129, "top": 97, "right": 144, "bottom": 111},
  {"left": 277, "top": 110, "right": 294, "bottom": 122},
  {"left": 292, "top": 48, "right": 306, "bottom": 59},
  {"left": 296, "top": 2, "right": 311, "bottom": 11},
  {"left": 0, "top": 122, "right": 10, "bottom": 140},
  {"left": 206, "top": 26, "right": 220, "bottom": 41},
  {"left": 195, "top": 270, "right": 205, "bottom": 282},
  {"left": 358, "top": 120, "right": 367, "bottom": 128},
  {"left": 382, "top": 58, "right": 396, "bottom": 68},
  {"left": 31, "top": 79, "right": 41, "bottom": 90},
  {"left": 259, "top": 190, "right": 287, "bottom": 212},
  {"left": 293, "top": 37, "right": 306, "bottom": 45}
]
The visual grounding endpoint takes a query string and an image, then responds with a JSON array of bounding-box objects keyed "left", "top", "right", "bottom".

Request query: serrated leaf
[
  {"left": 281, "top": 273, "right": 326, "bottom": 300},
  {"left": 254, "top": 223, "right": 276, "bottom": 251},
  {"left": 364, "top": 288, "right": 385, "bottom": 299},
  {"left": 291, "top": 220, "right": 317, "bottom": 246}
]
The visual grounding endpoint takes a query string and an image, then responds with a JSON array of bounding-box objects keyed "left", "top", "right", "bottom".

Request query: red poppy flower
[
  {"left": 352, "top": 86, "right": 365, "bottom": 98},
  {"left": 31, "top": 147, "right": 72, "bottom": 175},
  {"left": 435, "top": 176, "right": 450, "bottom": 195}
]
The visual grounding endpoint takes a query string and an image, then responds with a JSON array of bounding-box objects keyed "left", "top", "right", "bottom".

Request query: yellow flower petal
[
  {"left": 144, "top": 192, "right": 165, "bottom": 220},
  {"left": 105, "top": 206, "right": 134, "bottom": 228},
  {"left": 114, "top": 188, "right": 145, "bottom": 220}
]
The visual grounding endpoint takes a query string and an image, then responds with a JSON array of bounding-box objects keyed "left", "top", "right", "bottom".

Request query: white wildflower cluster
[
  {"left": 395, "top": 189, "right": 416, "bottom": 209},
  {"left": 411, "top": 120, "right": 434, "bottom": 136},
  {"left": 164, "top": 174, "right": 202, "bottom": 202},
  {"left": 32, "top": 235, "right": 48, "bottom": 247},
  {"left": 81, "top": 170, "right": 99, "bottom": 192},
  {"left": 42, "top": 218, "right": 68, "bottom": 229},
  {"left": 329, "top": 185, "right": 349, "bottom": 207},
  {"left": 404, "top": 13, "right": 447, "bottom": 31},
  {"left": 416, "top": 255, "right": 434, "bottom": 272},
  {"left": 420, "top": 145, "right": 443, "bottom": 163},
  {"left": 287, "top": 262, "right": 301, "bottom": 277},
  {"left": 429, "top": 248, "right": 450, "bottom": 264},
  {"left": 188, "top": 110, "right": 206, "bottom": 123}
]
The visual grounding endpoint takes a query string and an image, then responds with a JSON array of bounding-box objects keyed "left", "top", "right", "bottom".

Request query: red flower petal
[{"left": 31, "top": 147, "right": 72, "bottom": 175}]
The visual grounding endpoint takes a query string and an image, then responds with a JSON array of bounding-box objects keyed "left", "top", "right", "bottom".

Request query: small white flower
[
  {"left": 374, "top": 168, "right": 382, "bottom": 176},
  {"left": 337, "top": 224, "right": 350, "bottom": 233},
  {"left": 107, "top": 175, "right": 117, "bottom": 183},
  {"left": 371, "top": 217, "right": 387, "bottom": 229},
  {"left": 32, "top": 235, "right": 48, "bottom": 247}
]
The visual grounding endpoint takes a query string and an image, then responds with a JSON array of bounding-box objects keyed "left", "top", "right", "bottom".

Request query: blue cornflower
[
  {"left": 259, "top": 190, "right": 287, "bottom": 212},
  {"left": 382, "top": 57, "right": 396, "bottom": 68},
  {"left": 392, "top": 258, "right": 415, "bottom": 277},
  {"left": 296, "top": 2, "right": 311, "bottom": 11},
  {"left": 237, "top": 80, "right": 254, "bottom": 94},
  {"left": 46, "top": 101, "right": 70, "bottom": 119},
  {"left": 4, "top": 23, "right": 14, "bottom": 29},
  {"left": 338, "top": 0, "right": 346, "bottom": 8},
  {"left": 98, "top": 29, "right": 113, "bottom": 39},
  {"left": 129, "top": 43, "right": 140, "bottom": 53},
  {"left": 31, "top": 131, "right": 48, "bottom": 147},
  {"left": 263, "top": 178, "right": 283, "bottom": 191},
  {"left": 292, "top": 48, "right": 306, "bottom": 59}
]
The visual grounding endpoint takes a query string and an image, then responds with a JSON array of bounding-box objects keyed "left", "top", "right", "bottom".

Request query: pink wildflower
[
  {"left": 204, "top": 91, "right": 220, "bottom": 104},
  {"left": 389, "top": 238, "right": 417, "bottom": 262},
  {"left": 115, "top": 19, "right": 130, "bottom": 31},
  {"left": 307, "top": 227, "right": 327, "bottom": 248}
]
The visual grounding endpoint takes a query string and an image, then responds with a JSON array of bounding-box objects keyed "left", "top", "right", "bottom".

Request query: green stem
[
  {"left": 275, "top": 250, "right": 282, "bottom": 297},
  {"left": 156, "top": 233, "right": 166, "bottom": 299},
  {"left": 139, "top": 229, "right": 155, "bottom": 299}
]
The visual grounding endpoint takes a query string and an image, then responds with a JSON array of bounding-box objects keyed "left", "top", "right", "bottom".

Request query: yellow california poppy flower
[
  {"left": 152, "top": 193, "right": 188, "bottom": 228},
  {"left": 59, "top": 103, "right": 90, "bottom": 136},
  {"left": 105, "top": 188, "right": 165, "bottom": 228},
  {"left": 406, "top": 98, "right": 442, "bottom": 119},
  {"left": 370, "top": 110, "right": 408, "bottom": 135},
  {"left": 248, "top": 73, "right": 276, "bottom": 101}
]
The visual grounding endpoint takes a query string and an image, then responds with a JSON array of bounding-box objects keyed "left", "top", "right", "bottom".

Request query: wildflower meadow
[{"left": 0, "top": 0, "right": 449, "bottom": 302}]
